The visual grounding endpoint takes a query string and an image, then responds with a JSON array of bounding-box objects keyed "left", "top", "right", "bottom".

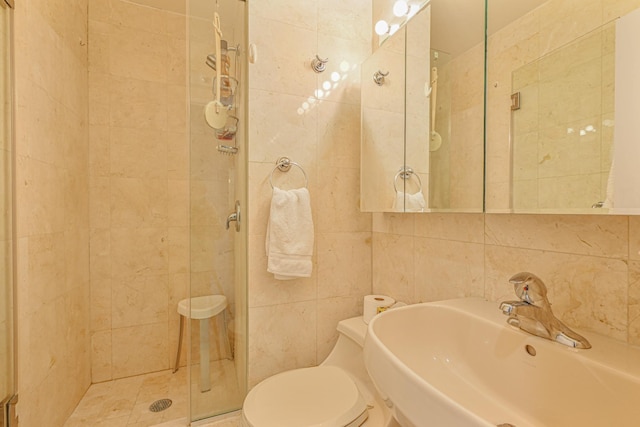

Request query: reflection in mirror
[
  {"left": 511, "top": 23, "right": 615, "bottom": 211},
  {"left": 486, "top": 0, "right": 640, "bottom": 214},
  {"left": 361, "top": 25, "right": 406, "bottom": 212},
  {"left": 361, "top": 0, "right": 485, "bottom": 213}
]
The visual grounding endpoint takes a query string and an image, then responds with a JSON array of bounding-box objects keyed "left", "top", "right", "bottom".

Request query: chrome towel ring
[
  {"left": 393, "top": 166, "right": 422, "bottom": 193},
  {"left": 269, "top": 157, "right": 309, "bottom": 189}
]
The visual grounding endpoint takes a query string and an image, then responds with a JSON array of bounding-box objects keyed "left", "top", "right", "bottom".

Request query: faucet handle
[{"left": 509, "top": 272, "right": 549, "bottom": 306}]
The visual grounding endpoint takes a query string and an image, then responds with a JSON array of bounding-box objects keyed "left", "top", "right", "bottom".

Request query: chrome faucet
[{"left": 499, "top": 272, "right": 591, "bottom": 349}]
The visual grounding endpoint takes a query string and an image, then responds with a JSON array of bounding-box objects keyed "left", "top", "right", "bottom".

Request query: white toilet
[{"left": 241, "top": 316, "right": 391, "bottom": 427}]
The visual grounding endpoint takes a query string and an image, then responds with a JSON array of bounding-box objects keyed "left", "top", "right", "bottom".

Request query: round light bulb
[
  {"left": 330, "top": 72, "right": 340, "bottom": 82},
  {"left": 393, "top": 0, "right": 410, "bottom": 17},
  {"left": 375, "top": 20, "right": 390, "bottom": 35},
  {"left": 322, "top": 81, "right": 331, "bottom": 90}
]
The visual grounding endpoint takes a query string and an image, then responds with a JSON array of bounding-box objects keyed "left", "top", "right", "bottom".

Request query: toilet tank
[{"left": 322, "top": 316, "right": 376, "bottom": 405}]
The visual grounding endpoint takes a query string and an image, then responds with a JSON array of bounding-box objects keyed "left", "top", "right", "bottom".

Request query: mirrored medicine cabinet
[
  {"left": 361, "top": 0, "right": 485, "bottom": 213},
  {"left": 486, "top": 0, "right": 640, "bottom": 215},
  {"left": 362, "top": 0, "right": 640, "bottom": 216}
]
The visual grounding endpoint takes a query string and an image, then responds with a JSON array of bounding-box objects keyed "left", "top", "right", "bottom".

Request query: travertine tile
[
  {"left": 629, "top": 216, "right": 640, "bottom": 261},
  {"left": 316, "top": 295, "right": 363, "bottom": 362},
  {"left": 629, "top": 260, "right": 640, "bottom": 345},
  {"left": 372, "top": 213, "right": 414, "bottom": 236},
  {"left": 372, "top": 232, "right": 415, "bottom": 303},
  {"left": 111, "top": 275, "right": 169, "bottom": 329},
  {"left": 317, "top": 232, "right": 372, "bottom": 299},
  {"left": 91, "top": 330, "right": 113, "bottom": 382},
  {"left": 317, "top": 166, "right": 371, "bottom": 233},
  {"left": 108, "top": 25, "right": 168, "bottom": 82},
  {"left": 109, "top": 127, "right": 168, "bottom": 179},
  {"left": 90, "top": 125, "right": 110, "bottom": 177},
  {"left": 414, "top": 213, "right": 484, "bottom": 243},
  {"left": 317, "top": 101, "right": 361, "bottom": 169},
  {"left": 248, "top": 16, "right": 317, "bottom": 96},
  {"left": 110, "top": 227, "right": 168, "bottom": 278},
  {"left": 318, "top": 0, "right": 370, "bottom": 43},
  {"left": 485, "top": 214, "right": 628, "bottom": 258},
  {"left": 316, "top": 35, "right": 369, "bottom": 106},
  {"left": 112, "top": 323, "right": 169, "bottom": 378},
  {"left": 108, "top": 77, "right": 168, "bottom": 130},
  {"left": 110, "top": 177, "right": 168, "bottom": 228},
  {"left": 89, "top": 72, "right": 111, "bottom": 126},
  {"left": 248, "top": 301, "right": 317, "bottom": 387},
  {"left": 110, "top": 0, "right": 168, "bottom": 34},
  {"left": 247, "top": 89, "right": 319, "bottom": 165},
  {"left": 538, "top": 0, "right": 603, "bottom": 56},
  {"left": 603, "top": 0, "right": 640, "bottom": 21},
  {"left": 414, "top": 238, "right": 484, "bottom": 303},
  {"left": 168, "top": 180, "right": 189, "bottom": 227},
  {"left": 249, "top": 0, "right": 317, "bottom": 31}
]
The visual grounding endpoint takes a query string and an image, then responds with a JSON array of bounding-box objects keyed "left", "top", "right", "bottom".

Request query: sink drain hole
[{"left": 149, "top": 398, "right": 172, "bottom": 412}]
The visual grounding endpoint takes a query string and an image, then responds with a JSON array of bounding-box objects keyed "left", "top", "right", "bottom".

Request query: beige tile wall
[
  {"left": 373, "top": 0, "right": 640, "bottom": 347},
  {"left": 373, "top": 213, "right": 640, "bottom": 344},
  {"left": 13, "top": 0, "right": 91, "bottom": 425},
  {"left": 246, "top": 0, "right": 373, "bottom": 387},
  {"left": 88, "top": 0, "right": 189, "bottom": 382}
]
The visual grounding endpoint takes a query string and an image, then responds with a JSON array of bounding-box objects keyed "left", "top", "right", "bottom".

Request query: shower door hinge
[
  {"left": 511, "top": 92, "right": 521, "bottom": 111},
  {"left": 2, "top": 394, "right": 18, "bottom": 427}
]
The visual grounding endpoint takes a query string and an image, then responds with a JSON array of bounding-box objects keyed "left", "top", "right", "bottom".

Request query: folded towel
[
  {"left": 266, "top": 187, "right": 314, "bottom": 280},
  {"left": 393, "top": 191, "right": 426, "bottom": 212}
]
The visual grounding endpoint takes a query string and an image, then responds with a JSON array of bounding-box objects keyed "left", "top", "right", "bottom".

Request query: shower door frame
[
  {"left": 0, "top": 0, "right": 16, "bottom": 425},
  {"left": 187, "top": 0, "right": 248, "bottom": 422}
]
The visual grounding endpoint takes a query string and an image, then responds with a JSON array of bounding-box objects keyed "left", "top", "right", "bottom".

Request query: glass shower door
[
  {"left": 187, "top": 0, "right": 247, "bottom": 421},
  {"left": 0, "top": 1, "right": 15, "bottom": 425}
]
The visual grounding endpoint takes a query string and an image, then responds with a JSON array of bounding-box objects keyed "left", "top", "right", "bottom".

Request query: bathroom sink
[{"left": 363, "top": 298, "right": 640, "bottom": 427}]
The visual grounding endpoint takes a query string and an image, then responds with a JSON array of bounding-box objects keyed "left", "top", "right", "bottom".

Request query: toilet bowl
[{"left": 241, "top": 316, "right": 389, "bottom": 427}]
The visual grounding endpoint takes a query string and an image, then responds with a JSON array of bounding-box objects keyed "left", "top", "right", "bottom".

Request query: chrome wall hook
[
  {"left": 373, "top": 70, "right": 389, "bottom": 86},
  {"left": 311, "top": 55, "right": 329, "bottom": 73}
]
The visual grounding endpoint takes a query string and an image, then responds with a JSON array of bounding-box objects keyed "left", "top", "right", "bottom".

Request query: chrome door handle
[{"left": 226, "top": 200, "right": 241, "bottom": 232}]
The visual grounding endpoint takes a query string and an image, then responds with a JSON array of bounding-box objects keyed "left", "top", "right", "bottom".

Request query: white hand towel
[
  {"left": 392, "top": 191, "right": 426, "bottom": 212},
  {"left": 265, "top": 187, "right": 314, "bottom": 280}
]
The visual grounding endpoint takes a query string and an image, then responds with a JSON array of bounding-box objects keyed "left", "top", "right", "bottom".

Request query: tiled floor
[{"left": 64, "top": 360, "right": 242, "bottom": 427}]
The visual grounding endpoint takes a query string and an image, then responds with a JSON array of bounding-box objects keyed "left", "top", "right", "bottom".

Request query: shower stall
[{"left": 1, "top": 0, "right": 249, "bottom": 424}]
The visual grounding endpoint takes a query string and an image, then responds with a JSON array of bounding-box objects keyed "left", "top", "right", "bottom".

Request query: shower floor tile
[{"left": 64, "top": 359, "right": 241, "bottom": 427}]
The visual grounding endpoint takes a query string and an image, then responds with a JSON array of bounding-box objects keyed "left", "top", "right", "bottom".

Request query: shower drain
[{"left": 149, "top": 398, "right": 173, "bottom": 413}]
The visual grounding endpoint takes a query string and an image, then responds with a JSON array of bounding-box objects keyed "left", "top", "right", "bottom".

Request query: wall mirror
[
  {"left": 485, "top": 0, "right": 640, "bottom": 214},
  {"left": 361, "top": 0, "right": 485, "bottom": 213}
]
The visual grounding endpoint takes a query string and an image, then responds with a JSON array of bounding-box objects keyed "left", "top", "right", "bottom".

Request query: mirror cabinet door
[
  {"left": 361, "top": 26, "right": 407, "bottom": 212},
  {"left": 485, "top": 0, "right": 640, "bottom": 215},
  {"left": 361, "top": 0, "right": 485, "bottom": 213}
]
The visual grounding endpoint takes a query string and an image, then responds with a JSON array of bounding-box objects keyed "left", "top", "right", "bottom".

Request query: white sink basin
[{"left": 364, "top": 298, "right": 640, "bottom": 427}]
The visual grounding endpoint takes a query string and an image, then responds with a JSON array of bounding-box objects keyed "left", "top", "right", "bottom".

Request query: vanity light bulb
[
  {"left": 393, "top": 0, "right": 410, "bottom": 17},
  {"left": 375, "top": 20, "right": 390, "bottom": 35}
]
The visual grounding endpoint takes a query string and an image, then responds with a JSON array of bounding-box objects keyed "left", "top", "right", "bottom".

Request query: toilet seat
[{"left": 242, "top": 366, "right": 369, "bottom": 427}]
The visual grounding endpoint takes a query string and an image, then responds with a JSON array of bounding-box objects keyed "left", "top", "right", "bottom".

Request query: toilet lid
[{"left": 243, "top": 366, "right": 368, "bottom": 427}]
